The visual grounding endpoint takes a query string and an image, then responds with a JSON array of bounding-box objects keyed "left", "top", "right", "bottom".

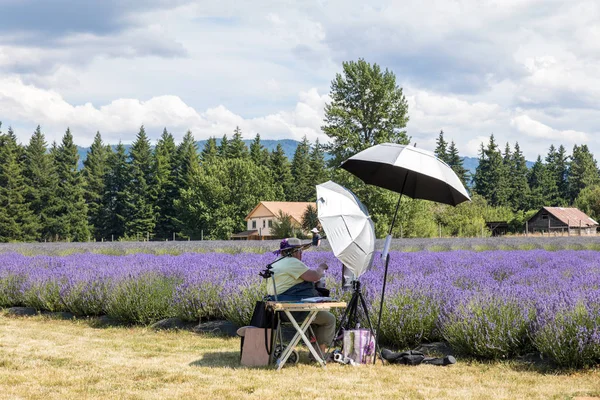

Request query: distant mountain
[
  {"left": 462, "top": 156, "right": 535, "bottom": 180},
  {"left": 76, "top": 142, "right": 533, "bottom": 173},
  {"left": 76, "top": 138, "right": 302, "bottom": 169}
]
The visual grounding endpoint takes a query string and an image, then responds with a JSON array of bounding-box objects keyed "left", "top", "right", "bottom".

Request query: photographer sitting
[{"left": 267, "top": 238, "right": 335, "bottom": 358}]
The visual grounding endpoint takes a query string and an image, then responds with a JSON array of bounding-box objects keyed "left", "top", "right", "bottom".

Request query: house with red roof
[{"left": 230, "top": 201, "right": 314, "bottom": 240}]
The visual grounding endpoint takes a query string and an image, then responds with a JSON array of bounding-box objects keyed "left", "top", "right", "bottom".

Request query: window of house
[
  {"left": 252, "top": 220, "right": 256, "bottom": 229},
  {"left": 542, "top": 214, "right": 548, "bottom": 220},
  {"left": 268, "top": 220, "right": 273, "bottom": 228},
  {"left": 263, "top": 220, "right": 266, "bottom": 228}
]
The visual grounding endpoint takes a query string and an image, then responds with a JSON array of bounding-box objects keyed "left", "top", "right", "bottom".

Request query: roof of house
[
  {"left": 245, "top": 201, "right": 315, "bottom": 225},
  {"left": 538, "top": 207, "right": 599, "bottom": 227}
]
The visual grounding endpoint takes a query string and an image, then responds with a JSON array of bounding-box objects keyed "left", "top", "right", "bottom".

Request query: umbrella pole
[{"left": 374, "top": 175, "right": 407, "bottom": 364}]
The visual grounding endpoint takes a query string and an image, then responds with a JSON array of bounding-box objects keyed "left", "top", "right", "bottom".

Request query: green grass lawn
[{"left": 1, "top": 314, "right": 600, "bottom": 400}]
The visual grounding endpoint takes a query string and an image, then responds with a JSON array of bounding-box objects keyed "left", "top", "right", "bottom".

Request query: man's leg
[{"left": 311, "top": 311, "right": 336, "bottom": 354}]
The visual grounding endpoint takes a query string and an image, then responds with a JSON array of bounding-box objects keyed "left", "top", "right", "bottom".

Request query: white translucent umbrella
[{"left": 316, "top": 181, "right": 375, "bottom": 279}]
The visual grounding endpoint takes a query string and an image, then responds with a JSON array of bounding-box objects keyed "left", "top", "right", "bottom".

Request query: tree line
[
  {"left": 2, "top": 58, "right": 600, "bottom": 242},
  {"left": 0, "top": 123, "right": 328, "bottom": 241}
]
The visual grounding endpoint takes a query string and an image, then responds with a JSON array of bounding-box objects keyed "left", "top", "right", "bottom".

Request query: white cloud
[
  {"left": 3, "top": 0, "right": 600, "bottom": 164},
  {"left": 511, "top": 115, "right": 589, "bottom": 143},
  {"left": 0, "top": 76, "right": 329, "bottom": 146}
]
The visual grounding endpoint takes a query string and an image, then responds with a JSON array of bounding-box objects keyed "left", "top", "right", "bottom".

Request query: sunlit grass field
[{"left": 1, "top": 314, "right": 599, "bottom": 400}]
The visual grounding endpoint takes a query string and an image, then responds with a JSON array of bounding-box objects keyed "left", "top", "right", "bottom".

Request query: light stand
[{"left": 329, "top": 279, "right": 380, "bottom": 361}]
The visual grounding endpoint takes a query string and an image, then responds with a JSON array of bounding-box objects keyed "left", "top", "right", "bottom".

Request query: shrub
[
  {"left": 106, "top": 273, "right": 180, "bottom": 325},
  {"left": 441, "top": 293, "right": 533, "bottom": 359},
  {"left": 375, "top": 290, "right": 441, "bottom": 349},
  {"left": 532, "top": 301, "right": 600, "bottom": 368}
]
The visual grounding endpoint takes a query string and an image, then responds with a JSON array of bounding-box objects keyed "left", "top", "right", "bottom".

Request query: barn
[{"left": 526, "top": 207, "right": 598, "bottom": 235}]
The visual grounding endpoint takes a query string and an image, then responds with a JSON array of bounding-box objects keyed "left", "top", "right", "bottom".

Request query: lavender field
[
  {"left": 2, "top": 236, "right": 600, "bottom": 256},
  {"left": 1, "top": 248, "right": 600, "bottom": 368}
]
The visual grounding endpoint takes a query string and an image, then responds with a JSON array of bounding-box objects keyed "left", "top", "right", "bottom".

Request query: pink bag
[{"left": 343, "top": 329, "right": 376, "bottom": 364}]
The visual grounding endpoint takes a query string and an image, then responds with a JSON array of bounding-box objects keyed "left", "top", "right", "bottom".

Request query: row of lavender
[{"left": 1, "top": 250, "right": 599, "bottom": 367}]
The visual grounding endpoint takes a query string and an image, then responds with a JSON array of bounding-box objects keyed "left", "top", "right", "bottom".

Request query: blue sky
[{"left": 1, "top": 0, "right": 599, "bottom": 160}]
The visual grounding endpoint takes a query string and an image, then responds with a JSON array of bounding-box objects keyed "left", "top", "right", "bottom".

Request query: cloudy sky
[{"left": 1, "top": 0, "right": 599, "bottom": 160}]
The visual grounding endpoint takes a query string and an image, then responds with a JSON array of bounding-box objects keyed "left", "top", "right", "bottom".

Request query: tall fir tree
[
  {"left": 249, "top": 133, "right": 269, "bottom": 166},
  {"left": 125, "top": 126, "right": 155, "bottom": 238},
  {"left": 568, "top": 144, "right": 600, "bottom": 203},
  {"left": 218, "top": 134, "right": 229, "bottom": 158},
  {"left": 308, "top": 138, "right": 328, "bottom": 190},
  {"left": 555, "top": 145, "right": 570, "bottom": 204},
  {"left": 543, "top": 145, "right": 562, "bottom": 206},
  {"left": 201, "top": 137, "right": 218, "bottom": 164},
  {"left": 0, "top": 126, "right": 39, "bottom": 241},
  {"left": 152, "top": 128, "right": 178, "bottom": 239},
  {"left": 546, "top": 144, "right": 569, "bottom": 205},
  {"left": 228, "top": 126, "right": 249, "bottom": 159},
  {"left": 473, "top": 135, "right": 509, "bottom": 207},
  {"left": 527, "top": 155, "right": 557, "bottom": 209},
  {"left": 173, "top": 130, "right": 200, "bottom": 235},
  {"left": 446, "top": 140, "right": 469, "bottom": 187},
  {"left": 434, "top": 130, "right": 450, "bottom": 163},
  {"left": 47, "top": 128, "right": 90, "bottom": 241},
  {"left": 23, "top": 125, "right": 55, "bottom": 240},
  {"left": 509, "top": 142, "right": 530, "bottom": 210},
  {"left": 270, "top": 144, "right": 292, "bottom": 200},
  {"left": 289, "top": 136, "right": 312, "bottom": 201},
  {"left": 101, "top": 143, "right": 129, "bottom": 240},
  {"left": 82, "top": 131, "right": 109, "bottom": 239}
]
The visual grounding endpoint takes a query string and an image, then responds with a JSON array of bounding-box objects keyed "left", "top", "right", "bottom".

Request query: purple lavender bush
[
  {"left": 2, "top": 248, "right": 600, "bottom": 367},
  {"left": 532, "top": 292, "right": 600, "bottom": 368}
]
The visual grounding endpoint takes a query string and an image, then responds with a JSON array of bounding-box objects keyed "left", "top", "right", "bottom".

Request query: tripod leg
[{"left": 327, "top": 291, "right": 358, "bottom": 353}]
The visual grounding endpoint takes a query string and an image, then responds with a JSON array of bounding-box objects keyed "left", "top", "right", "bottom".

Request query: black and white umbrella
[
  {"left": 340, "top": 143, "right": 471, "bottom": 361},
  {"left": 341, "top": 143, "right": 470, "bottom": 206}
]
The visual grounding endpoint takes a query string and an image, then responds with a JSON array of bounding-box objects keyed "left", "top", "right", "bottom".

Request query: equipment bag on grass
[
  {"left": 343, "top": 329, "right": 376, "bottom": 364},
  {"left": 249, "top": 300, "right": 278, "bottom": 355}
]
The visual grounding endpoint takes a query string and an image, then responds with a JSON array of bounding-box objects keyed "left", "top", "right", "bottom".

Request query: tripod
[{"left": 329, "top": 280, "right": 381, "bottom": 362}]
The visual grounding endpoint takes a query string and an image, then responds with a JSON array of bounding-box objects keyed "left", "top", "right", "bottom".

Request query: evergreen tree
[
  {"left": 218, "top": 134, "right": 229, "bottom": 158},
  {"left": 47, "top": 128, "right": 90, "bottom": 241},
  {"left": 125, "top": 126, "right": 155, "bottom": 238},
  {"left": 82, "top": 131, "right": 109, "bottom": 239},
  {"left": 152, "top": 128, "right": 178, "bottom": 239},
  {"left": 446, "top": 140, "right": 469, "bottom": 187},
  {"left": 173, "top": 130, "right": 200, "bottom": 235},
  {"left": 527, "top": 155, "right": 557, "bottom": 209},
  {"left": 555, "top": 145, "right": 570, "bottom": 204},
  {"left": 568, "top": 144, "right": 600, "bottom": 202},
  {"left": 201, "top": 137, "right": 218, "bottom": 164},
  {"left": 544, "top": 145, "right": 562, "bottom": 205},
  {"left": 270, "top": 144, "right": 292, "bottom": 200},
  {"left": 289, "top": 136, "right": 312, "bottom": 201},
  {"left": 101, "top": 143, "right": 129, "bottom": 240},
  {"left": 250, "top": 133, "right": 269, "bottom": 166},
  {"left": 175, "top": 130, "right": 200, "bottom": 188},
  {"left": 473, "top": 135, "right": 509, "bottom": 206},
  {"left": 434, "top": 130, "right": 450, "bottom": 163},
  {"left": 509, "top": 142, "right": 530, "bottom": 210},
  {"left": 23, "top": 125, "right": 55, "bottom": 240},
  {"left": 0, "top": 126, "right": 39, "bottom": 241},
  {"left": 228, "top": 126, "right": 249, "bottom": 159},
  {"left": 309, "top": 138, "right": 329, "bottom": 190}
]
